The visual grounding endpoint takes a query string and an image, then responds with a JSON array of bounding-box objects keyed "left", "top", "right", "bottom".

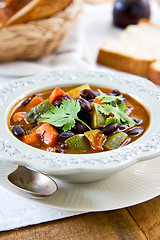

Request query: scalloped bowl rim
[{"left": 0, "top": 70, "right": 160, "bottom": 175}]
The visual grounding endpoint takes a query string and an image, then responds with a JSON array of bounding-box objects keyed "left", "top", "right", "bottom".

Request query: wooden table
[{"left": 0, "top": 195, "right": 160, "bottom": 240}]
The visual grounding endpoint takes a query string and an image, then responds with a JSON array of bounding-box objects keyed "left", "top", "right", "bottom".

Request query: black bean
[
  {"left": 22, "top": 94, "right": 40, "bottom": 106},
  {"left": 112, "top": 89, "right": 120, "bottom": 96},
  {"left": 80, "top": 89, "right": 100, "bottom": 100},
  {"left": 101, "top": 123, "right": 119, "bottom": 136},
  {"left": 12, "top": 125, "right": 25, "bottom": 137},
  {"left": 55, "top": 148, "right": 61, "bottom": 153},
  {"left": 76, "top": 98, "right": 91, "bottom": 112},
  {"left": 53, "top": 99, "right": 62, "bottom": 107},
  {"left": 117, "top": 98, "right": 126, "bottom": 105},
  {"left": 89, "top": 99, "right": 96, "bottom": 103},
  {"left": 127, "top": 127, "right": 144, "bottom": 136},
  {"left": 54, "top": 127, "right": 63, "bottom": 134},
  {"left": 78, "top": 111, "right": 90, "bottom": 123},
  {"left": 109, "top": 102, "right": 116, "bottom": 107},
  {"left": 61, "top": 143, "right": 68, "bottom": 149},
  {"left": 118, "top": 124, "right": 129, "bottom": 131},
  {"left": 62, "top": 94, "right": 72, "bottom": 101},
  {"left": 134, "top": 118, "right": 143, "bottom": 125},
  {"left": 57, "top": 132, "right": 75, "bottom": 143},
  {"left": 53, "top": 94, "right": 72, "bottom": 107},
  {"left": 75, "top": 121, "right": 87, "bottom": 132}
]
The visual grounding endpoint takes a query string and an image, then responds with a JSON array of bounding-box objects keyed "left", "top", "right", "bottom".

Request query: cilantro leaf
[
  {"left": 96, "top": 89, "right": 124, "bottom": 103},
  {"left": 98, "top": 103, "right": 136, "bottom": 127},
  {"left": 105, "top": 116, "right": 121, "bottom": 126},
  {"left": 40, "top": 99, "right": 91, "bottom": 132},
  {"left": 96, "top": 90, "right": 136, "bottom": 127}
]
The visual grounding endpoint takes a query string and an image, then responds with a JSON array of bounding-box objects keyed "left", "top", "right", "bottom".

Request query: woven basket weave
[
  {"left": 0, "top": 0, "right": 82, "bottom": 62},
  {"left": 85, "top": 0, "right": 114, "bottom": 3}
]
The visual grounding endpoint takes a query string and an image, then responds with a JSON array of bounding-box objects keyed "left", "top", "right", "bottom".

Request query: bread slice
[
  {"left": 0, "top": 0, "right": 72, "bottom": 26},
  {"left": 148, "top": 61, "right": 160, "bottom": 85},
  {"left": 97, "top": 20, "right": 160, "bottom": 78}
]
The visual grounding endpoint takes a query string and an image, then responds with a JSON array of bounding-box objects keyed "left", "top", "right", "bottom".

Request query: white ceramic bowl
[{"left": 0, "top": 71, "right": 160, "bottom": 182}]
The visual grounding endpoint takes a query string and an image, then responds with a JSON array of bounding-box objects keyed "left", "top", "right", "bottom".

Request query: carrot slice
[
  {"left": 49, "top": 87, "right": 65, "bottom": 103},
  {"left": 36, "top": 123, "right": 58, "bottom": 146},
  {"left": 23, "top": 133, "right": 41, "bottom": 147},
  {"left": 25, "top": 96, "right": 44, "bottom": 111},
  {"left": 12, "top": 112, "right": 26, "bottom": 123}
]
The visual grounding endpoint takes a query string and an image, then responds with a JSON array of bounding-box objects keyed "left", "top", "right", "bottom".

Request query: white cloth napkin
[{"left": 0, "top": 0, "right": 160, "bottom": 232}]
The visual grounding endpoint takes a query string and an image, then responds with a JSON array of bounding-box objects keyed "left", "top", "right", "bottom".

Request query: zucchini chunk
[
  {"left": 25, "top": 99, "right": 53, "bottom": 124},
  {"left": 65, "top": 134, "right": 90, "bottom": 151},
  {"left": 104, "top": 132, "right": 128, "bottom": 150},
  {"left": 90, "top": 102, "right": 106, "bottom": 129}
]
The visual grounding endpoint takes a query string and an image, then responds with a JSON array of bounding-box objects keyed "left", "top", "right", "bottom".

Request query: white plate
[{"left": 0, "top": 157, "right": 160, "bottom": 211}]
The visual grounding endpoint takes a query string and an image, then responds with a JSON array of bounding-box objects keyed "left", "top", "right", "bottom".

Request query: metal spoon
[{"left": 7, "top": 166, "right": 57, "bottom": 198}]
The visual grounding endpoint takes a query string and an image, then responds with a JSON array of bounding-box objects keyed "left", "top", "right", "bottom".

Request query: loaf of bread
[
  {"left": 0, "top": 0, "right": 73, "bottom": 26},
  {"left": 148, "top": 61, "right": 160, "bottom": 85},
  {"left": 97, "top": 20, "right": 160, "bottom": 84}
]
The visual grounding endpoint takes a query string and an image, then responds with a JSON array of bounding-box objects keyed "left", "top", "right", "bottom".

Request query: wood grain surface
[{"left": 0, "top": 195, "right": 160, "bottom": 240}]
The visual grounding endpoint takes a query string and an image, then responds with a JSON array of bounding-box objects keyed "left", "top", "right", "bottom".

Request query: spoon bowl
[{"left": 8, "top": 166, "right": 57, "bottom": 198}]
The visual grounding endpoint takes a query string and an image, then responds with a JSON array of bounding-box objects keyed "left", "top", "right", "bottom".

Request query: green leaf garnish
[
  {"left": 40, "top": 99, "right": 92, "bottom": 132},
  {"left": 105, "top": 116, "right": 121, "bottom": 126},
  {"left": 96, "top": 89, "right": 124, "bottom": 103},
  {"left": 96, "top": 90, "right": 136, "bottom": 127}
]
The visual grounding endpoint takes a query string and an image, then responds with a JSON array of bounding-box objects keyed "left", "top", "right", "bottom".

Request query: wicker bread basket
[
  {"left": 0, "top": 0, "right": 82, "bottom": 62},
  {"left": 85, "top": 0, "right": 114, "bottom": 3}
]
